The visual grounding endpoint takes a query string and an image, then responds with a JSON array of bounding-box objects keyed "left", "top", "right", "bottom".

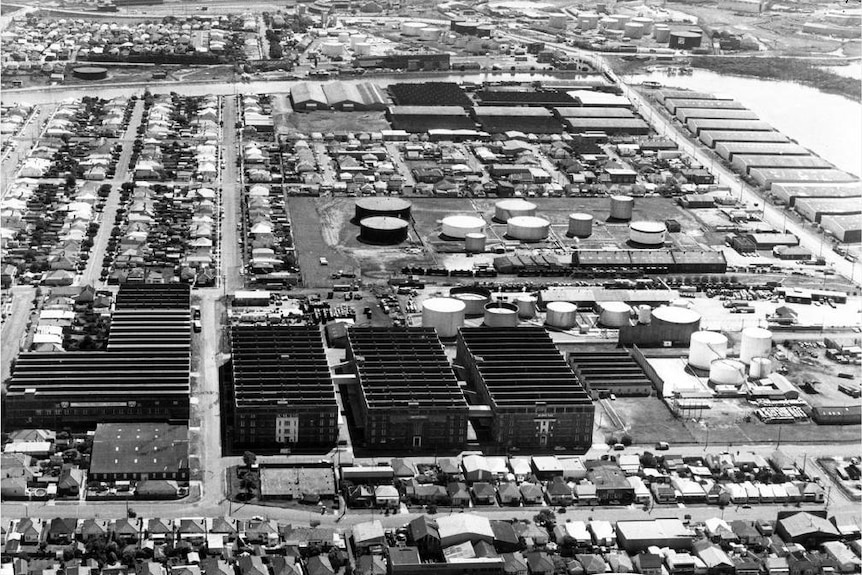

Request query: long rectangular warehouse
[
  {"left": 715, "top": 141, "right": 807, "bottom": 161},
  {"left": 347, "top": 327, "right": 468, "bottom": 450},
  {"left": 822, "top": 214, "right": 861, "bottom": 243},
  {"left": 555, "top": 107, "right": 636, "bottom": 118},
  {"left": 230, "top": 326, "right": 339, "bottom": 450},
  {"left": 562, "top": 118, "right": 650, "bottom": 135},
  {"left": 387, "top": 106, "right": 475, "bottom": 132},
  {"left": 686, "top": 118, "right": 773, "bottom": 136},
  {"left": 731, "top": 154, "right": 833, "bottom": 175},
  {"left": 654, "top": 89, "right": 734, "bottom": 103},
  {"left": 770, "top": 183, "right": 862, "bottom": 206},
  {"left": 568, "top": 90, "right": 632, "bottom": 107},
  {"left": 750, "top": 167, "right": 858, "bottom": 190},
  {"left": 473, "top": 106, "right": 564, "bottom": 134},
  {"left": 676, "top": 108, "right": 759, "bottom": 122},
  {"left": 456, "top": 327, "right": 594, "bottom": 452},
  {"left": 663, "top": 98, "right": 745, "bottom": 115},
  {"left": 794, "top": 197, "right": 862, "bottom": 223},
  {"left": 5, "top": 351, "right": 191, "bottom": 428},
  {"left": 569, "top": 349, "right": 653, "bottom": 397},
  {"left": 702, "top": 131, "right": 791, "bottom": 148}
]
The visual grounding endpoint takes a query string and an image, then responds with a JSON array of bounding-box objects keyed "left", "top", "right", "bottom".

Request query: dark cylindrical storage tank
[
  {"left": 669, "top": 31, "right": 702, "bottom": 49},
  {"left": 72, "top": 66, "right": 108, "bottom": 80},
  {"left": 359, "top": 216, "right": 409, "bottom": 244},
  {"left": 354, "top": 197, "right": 412, "bottom": 222}
]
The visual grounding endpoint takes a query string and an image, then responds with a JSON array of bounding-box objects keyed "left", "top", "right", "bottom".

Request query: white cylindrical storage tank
[
  {"left": 610, "top": 195, "right": 634, "bottom": 220},
  {"left": 637, "top": 305, "right": 651, "bottom": 324},
  {"left": 613, "top": 14, "right": 630, "bottom": 27},
  {"left": 442, "top": 215, "right": 485, "bottom": 239},
  {"left": 495, "top": 198, "right": 537, "bottom": 222},
  {"left": 624, "top": 22, "right": 644, "bottom": 39},
  {"left": 546, "top": 301, "right": 577, "bottom": 328},
  {"left": 400, "top": 21, "right": 427, "bottom": 36},
  {"left": 449, "top": 286, "right": 491, "bottom": 317},
  {"left": 750, "top": 357, "right": 772, "bottom": 379},
  {"left": 688, "top": 330, "right": 729, "bottom": 370},
  {"left": 578, "top": 13, "right": 599, "bottom": 29},
  {"left": 632, "top": 16, "right": 654, "bottom": 33},
  {"left": 338, "top": 32, "right": 350, "bottom": 44},
  {"left": 548, "top": 13, "right": 568, "bottom": 29},
  {"left": 354, "top": 42, "right": 372, "bottom": 55},
  {"left": 654, "top": 25, "right": 670, "bottom": 43},
  {"left": 567, "top": 213, "right": 593, "bottom": 238},
  {"left": 465, "top": 232, "right": 486, "bottom": 253},
  {"left": 484, "top": 301, "right": 519, "bottom": 328},
  {"left": 740, "top": 327, "right": 772, "bottom": 364},
  {"left": 422, "top": 297, "right": 465, "bottom": 338},
  {"left": 350, "top": 34, "right": 366, "bottom": 49},
  {"left": 515, "top": 295, "right": 537, "bottom": 319},
  {"left": 599, "top": 301, "right": 632, "bottom": 328},
  {"left": 599, "top": 17, "right": 616, "bottom": 30},
  {"left": 419, "top": 26, "right": 443, "bottom": 41},
  {"left": 629, "top": 221, "right": 667, "bottom": 246},
  {"left": 507, "top": 216, "right": 550, "bottom": 242},
  {"left": 709, "top": 359, "right": 746, "bottom": 386},
  {"left": 320, "top": 41, "right": 343, "bottom": 56}
]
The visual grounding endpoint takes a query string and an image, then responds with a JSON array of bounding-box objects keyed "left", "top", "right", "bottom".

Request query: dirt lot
[
  {"left": 665, "top": 2, "right": 844, "bottom": 56},
  {"left": 280, "top": 111, "right": 390, "bottom": 134},
  {"left": 597, "top": 396, "right": 697, "bottom": 446},
  {"left": 775, "top": 343, "right": 862, "bottom": 408}
]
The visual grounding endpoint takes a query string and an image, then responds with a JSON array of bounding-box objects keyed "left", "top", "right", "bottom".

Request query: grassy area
[
  {"left": 688, "top": 56, "right": 861, "bottom": 102},
  {"left": 597, "top": 397, "right": 697, "bottom": 446}
]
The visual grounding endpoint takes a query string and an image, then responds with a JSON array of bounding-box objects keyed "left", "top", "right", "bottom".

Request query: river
[{"left": 626, "top": 68, "right": 862, "bottom": 178}]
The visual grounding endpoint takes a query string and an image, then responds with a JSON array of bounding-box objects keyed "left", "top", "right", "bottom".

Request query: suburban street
[{"left": 80, "top": 98, "right": 145, "bottom": 286}]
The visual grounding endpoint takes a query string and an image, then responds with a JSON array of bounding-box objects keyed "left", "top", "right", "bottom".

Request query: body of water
[{"left": 627, "top": 68, "right": 862, "bottom": 177}]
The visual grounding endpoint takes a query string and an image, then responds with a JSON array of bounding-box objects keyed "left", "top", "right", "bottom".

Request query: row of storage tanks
[
  {"left": 318, "top": 32, "right": 377, "bottom": 57},
  {"left": 421, "top": 288, "right": 703, "bottom": 337},
  {"left": 440, "top": 196, "right": 658, "bottom": 248},
  {"left": 688, "top": 327, "right": 774, "bottom": 386},
  {"left": 573, "top": 12, "right": 699, "bottom": 46}
]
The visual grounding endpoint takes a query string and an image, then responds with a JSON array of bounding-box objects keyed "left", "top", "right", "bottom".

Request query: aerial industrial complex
[{"left": 0, "top": 0, "right": 860, "bottom": 574}]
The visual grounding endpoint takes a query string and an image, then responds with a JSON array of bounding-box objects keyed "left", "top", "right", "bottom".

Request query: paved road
[
  {"left": 2, "top": 105, "right": 55, "bottom": 199},
  {"left": 0, "top": 286, "right": 35, "bottom": 383},
  {"left": 220, "top": 96, "right": 244, "bottom": 295},
  {"left": 79, "top": 98, "right": 144, "bottom": 287}
]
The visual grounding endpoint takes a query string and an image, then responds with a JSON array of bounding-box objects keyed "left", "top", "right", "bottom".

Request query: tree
[
  {"left": 639, "top": 451, "right": 657, "bottom": 468},
  {"left": 534, "top": 508, "right": 556, "bottom": 527},
  {"left": 605, "top": 435, "right": 618, "bottom": 447},
  {"left": 620, "top": 434, "right": 633, "bottom": 446},
  {"left": 243, "top": 451, "right": 257, "bottom": 469}
]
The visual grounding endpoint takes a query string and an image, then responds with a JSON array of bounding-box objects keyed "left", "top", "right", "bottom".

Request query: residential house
[
  {"left": 513, "top": 522, "right": 549, "bottom": 547},
  {"left": 47, "top": 517, "right": 78, "bottom": 545},
  {"left": 270, "top": 557, "right": 302, "bottom": 575},
  {"left": 634, "top": 553, "right": 664, "bottom": 575},
  {"left": 577, "top": 554, "right": 609, "bottom": 574},
  {"left": 693, "top": 541, "right": 735, "bottom": 575},
  {"left": 472, "top": 482, "right": 496, "bottom": 505},
  {"left": 491, "top": 521, "right": 521, "bottom": 554},
  {"left": 497, "top": 482, "right": 521, "bottom": 506},
  {"left": 177, "top": 519, "right": 207, "bottom": 545},
  {"left": 408, "top": 516, "right": 441, "bottom": 558},
  {"left": 502, "top": 552, "right": 529, "bottom": 575},
  {"left": 546, "top": 477, "right": 574, "bottom": 506},
  {"left": 575, "top": 482, "right": 598, "bottom": 506},
  {"left": 525, "top": 552, "right": 555, "bottom": 575},
  {"left": 237, "top": 556, "right": 267, "bottom": 575},
  {"left": 57, "top": 468, "right": 84, "bottom": 497},
  {"left": 306, "top": 555, "right": 335, "bottom": 575},
  {"left": 519, "top": 483, "right": 544, "bottom": 506},
  {"left": 78, "top": 519, "right": 107, "bottom": 542},
  {"left": 447, "top": 482, "right": 471, "bottom": 507},
  {"left": 112, "top": 519, "right": 140, "bottom": 543},
  {"left": 355, "top": 555, "right": 387, "bottom": 575},
  {"left": 14, "top": 519, "right": 42, "bottom": 545}
]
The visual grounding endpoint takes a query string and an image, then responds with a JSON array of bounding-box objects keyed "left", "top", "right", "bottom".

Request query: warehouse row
[{"left": 652, "top": 88, "right": 860, "bottom": 242}]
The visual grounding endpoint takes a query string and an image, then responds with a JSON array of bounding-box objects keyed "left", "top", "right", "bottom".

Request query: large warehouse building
[
  {"left": 456, "top": 327, "right": 594, "bottom": 452},
  {"left": 473, "top": 106, "right": 564, "bottom": 134},
  {"left": 4, "top": 284, "right": 191, "bottom": 429},
  {"left": 347, "top": 328, "right": 468, "bottom": 451},
  {"left": 387, "top": 106, "right": 475, "bottom": 132},
  {"left": 569, "top": 349, "right": 654, "bottom": 398},
  {"left": 770, "top": 183, "right": 862, "bottom": 206},
  {"left": 703, "top": 131, "right": 791, "bottom": 149},
  {"left": 229, "top": 326, "right": 339, "bottom": 451},
  {"left": 89, "top": 422, "right": 189, "bottom": 482}
]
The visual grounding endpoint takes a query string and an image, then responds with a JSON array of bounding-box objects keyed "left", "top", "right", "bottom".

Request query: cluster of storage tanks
[
  {"left": 400, "top": 21, "right": 445, "bottom": 41},
  {"left": 574, "top": 10, "right": 699, "bottom": 47},
  {"left": 319, "top": 32, "right": 375, "bottom": 57},
  {"left": 354, "top": 198, "right": 412, "bottom": 244},
  {"left": 688, "top": 327, "right": 774, "bottom": 387},
  {"left": 493, "top": 199, "right": 551, "bottom": 243}
]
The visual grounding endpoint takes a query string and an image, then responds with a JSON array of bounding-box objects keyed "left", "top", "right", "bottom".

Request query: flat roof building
[
  {"left": 794, "top": 197, "right": 861, "bottom": 223},
  {"left": 569, "top": 349, "right": 653, "bottom": 398},
  {"left": 750, "top": 168, "right": 857, "bottom": 190},
  {"left": 663, "top": 98, "right": 745, "bottom": 115},
  {"left": 456, "top": 327, "right": 594, "bottom": 451},
  {"left": 821, "top": 214, "right": 862, "bottom": 243},
  {"left": 616, "top": 519, "right": 694, "bottom": 553},
  {"left": 347, "top": 328, "right": 468, "bottom": 451},
  {"left": 686, "top": 119, "right": 773, "bottom": 136},
  {"left": 89, "top": 422, "right": 189, "bottom": 482},
  {"left": 563, "top": 118, "right": 650, "bottom": 135},
  {"left": 229, "top": 326, "right": 338, "bottom": 450},
  {"left": 731, "top": 154, "right": 832, "bottom": 175},
  {"left": 555, "top": 107, "right": 636, "bottom": 119},
  {"left": 676, "top": 108, "right": 759, "bottom": 122}
]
